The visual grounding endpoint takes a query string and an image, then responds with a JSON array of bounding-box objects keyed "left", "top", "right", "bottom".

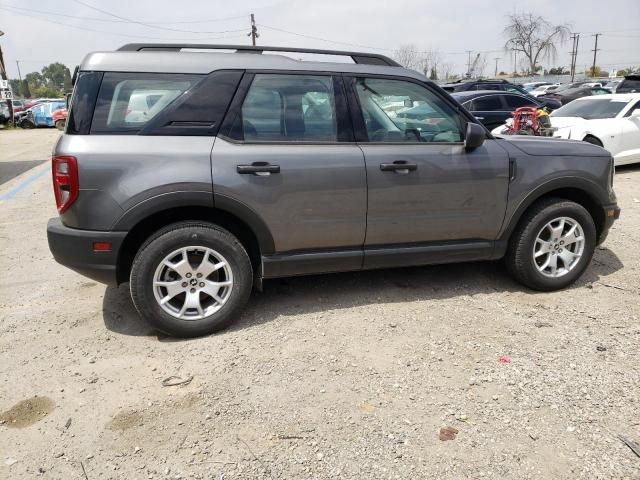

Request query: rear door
[
  {"left": 469, "top": 94, "right": 510, "bottom": 129},
  {"left": 212, "top": 72, "right": 367, "bottom": 274},
  {"left": 345, "top": 76, "right": 509, "bottom": 268}
]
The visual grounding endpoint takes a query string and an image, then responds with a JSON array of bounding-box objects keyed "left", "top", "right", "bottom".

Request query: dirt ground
[{"left": 0, "top": 128, "right": 639, "bottom": 480}]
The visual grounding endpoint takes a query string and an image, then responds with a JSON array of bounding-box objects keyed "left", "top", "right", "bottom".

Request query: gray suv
[{"left": 47, "top": 44, "right": 620, "bottom": 337}]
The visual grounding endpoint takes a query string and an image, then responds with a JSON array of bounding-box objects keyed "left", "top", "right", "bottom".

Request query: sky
[{"left": 1, "top": 0, "right": 639, "bottom": 80}]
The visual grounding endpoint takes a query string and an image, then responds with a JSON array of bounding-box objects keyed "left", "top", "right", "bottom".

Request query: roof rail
[{"left": 117, "top": 44, "right": 401, "bottom": 67}]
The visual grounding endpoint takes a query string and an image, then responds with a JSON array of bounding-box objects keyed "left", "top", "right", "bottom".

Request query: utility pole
[
  {"left": 591, "top": 33, "right": 601, "bottom": 78},
  {"left": 465, "top": 50, "right": 472, "bottom": 78},
  {"left": 0, "top": 30, "right": 14, "bottom": 125},
  {"left": 248, "top": 14, "right": 259, "bottom": 46},
  {"left": 569, "top": 32, "right": 580, "bottom": 82},
  {"left": 15, "top": 59, "right": 22, "bottom": 82},
  {"left": 494, "top": 57, "right": 500, "bottom": 77}
]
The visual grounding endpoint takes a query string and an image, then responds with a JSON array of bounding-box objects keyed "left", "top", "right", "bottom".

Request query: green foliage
[
  {"left": 9, "top": 63, "right": 71, "bottom": 98},
  {"left": 586, "top": 66, "right": 602, "bottom": 77},
  {"left": 547, "top": 66, "right": 568, "bottom": 75},
  {"left": 616, "top": 67, "right": 639, "bottom": 76}
]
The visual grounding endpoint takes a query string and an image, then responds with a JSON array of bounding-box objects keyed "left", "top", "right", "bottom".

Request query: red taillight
[
  {"left": 92, "top": 242, "right": 112, "bottom": 252},
  {"left": 52, "top": 155, "right": 79, "bottom": 214}
]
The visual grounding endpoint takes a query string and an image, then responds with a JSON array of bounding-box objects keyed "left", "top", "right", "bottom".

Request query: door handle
[
  {"left": 237, "top": 163, "right": 280, "bottom": 175},
  {"left": 380, "top": 161, "right": 417, "bottom": 173}
]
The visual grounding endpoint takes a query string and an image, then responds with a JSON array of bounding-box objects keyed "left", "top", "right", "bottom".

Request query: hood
[
  {"left": 549, "top": 116, "right": 588, "bottom": 129},
  {"left": 496, "top": 135, "right": 609, "bottom": 157}
]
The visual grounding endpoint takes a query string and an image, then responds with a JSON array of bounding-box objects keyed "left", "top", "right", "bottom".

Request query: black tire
[
  {"left": 130, "top": 222, "right": 253, "bottom": 337},
  {"left": 505, "top": 198, "right": 596, "bottom": 291},
  {"left": 55, "top": 119, "right": 65, "bottom": 131},
  {"left": 583, "top": 135, "right": 603, "bottom": 147},
  {"left": 20, "top": 119, "right": 35, "bottom": 129}
]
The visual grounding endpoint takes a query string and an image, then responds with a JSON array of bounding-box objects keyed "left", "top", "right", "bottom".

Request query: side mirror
[{"left": 465, "top": 122, "right": 486, "bottom": 152}]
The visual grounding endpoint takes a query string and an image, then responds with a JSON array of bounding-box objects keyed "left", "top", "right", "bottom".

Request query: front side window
[
  {"left": 354, "top": 78, "right": 464, "bottom": 143},
  {"left": 92, "top": 73, "right": 200, "bottom": 133},
  {"left": 229, "top": 74, "right": 337, "bottom": 142}
]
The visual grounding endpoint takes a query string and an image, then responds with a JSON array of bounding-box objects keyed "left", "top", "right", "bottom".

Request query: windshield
[{"left": 550, "top": 98, "right": 628, "bottom": 119}]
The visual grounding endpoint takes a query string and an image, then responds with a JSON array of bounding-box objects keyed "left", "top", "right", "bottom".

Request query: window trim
[
  {"left": 217, "top": 70, "right": 354, "bottom": 145},
  {"left": 344, "top": 73, "right": 482, "bottom": 145}
]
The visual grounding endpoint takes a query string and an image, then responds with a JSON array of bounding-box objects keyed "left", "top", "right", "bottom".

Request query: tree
[
  {"left": 41, "top": 63, "right": 71, "bottom": 91},
  {"left": 416, "top": 49, "right": 442, "bottom": 79},
  {"left": 394, "top": 44, "right": 420, "bottom": 70},
  {"left": 617, "top": 67, "right": 639, "bottom": 76},
  {"left": 504, "top": 13, "right": 570, "bottom": 75},
  {"left": 547, "top": 66, "right": 568, "bottom": 75},
  {"left": 586, "top": 65, "right": 602, "bottom": 77}
]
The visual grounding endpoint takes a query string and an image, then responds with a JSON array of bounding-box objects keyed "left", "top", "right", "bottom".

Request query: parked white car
[
  {"left": 492, "top": 94, "right": 640, "bottom": 165},
  {"left": 529, "top": 83, "right": 561, "bottom": 97}
]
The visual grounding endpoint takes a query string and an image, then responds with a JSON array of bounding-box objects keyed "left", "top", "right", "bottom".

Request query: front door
[
  {"left": 346, "top": 76, "right": 510, "bottom": 268},
  {"left": 211, "top": 73, "right": 367, "bottom": 274}
]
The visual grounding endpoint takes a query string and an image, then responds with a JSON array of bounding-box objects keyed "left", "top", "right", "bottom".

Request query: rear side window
[
  {"left": 472, "top": 95, "right": 503, "bottom": 110},
  {"left": 228, "top": 74, "right": 337, "bottom": 142},
  {"left": 504, "top": 95, "right": 534, "bottom": 108},
  {"left": 91, "top": 73, "right": 200, "bottom": 134}
]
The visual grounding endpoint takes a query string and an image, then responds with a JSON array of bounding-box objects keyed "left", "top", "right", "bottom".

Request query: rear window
[
  {"left": 617, "top": 78, "right": 640, "bottom": 93},
  {"left": 91, "top": 73, "right": 200, "bottom": 134}
]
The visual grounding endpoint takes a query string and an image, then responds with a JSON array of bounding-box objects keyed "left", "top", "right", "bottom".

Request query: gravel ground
[{"left": 0, "top": 129, "right": 639, "bottom": 480}]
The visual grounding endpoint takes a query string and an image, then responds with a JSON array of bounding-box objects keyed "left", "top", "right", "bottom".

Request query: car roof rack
[{"left": 117, "top": 44, "right": 401, "bottom": 67}]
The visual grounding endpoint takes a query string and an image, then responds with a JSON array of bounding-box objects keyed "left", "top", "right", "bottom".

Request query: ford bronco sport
[{"left": 47, "top": 44, "right": 620, "bottom": 337}]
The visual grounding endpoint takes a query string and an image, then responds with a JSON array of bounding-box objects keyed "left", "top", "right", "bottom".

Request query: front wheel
[
  {"left": 130, "top": 222, "right": 253, "bottom": 337},
  {"left": 505, "top": 198, "right": 596, "bottom": 291}
]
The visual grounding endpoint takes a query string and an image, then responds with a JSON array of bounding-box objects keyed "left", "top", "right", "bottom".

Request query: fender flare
[
  {"left": 112, "top": 190, "right": 276, "bottom": 254},
  {"left": 499, "top": 176, "right": 608, "bottom": 241}
]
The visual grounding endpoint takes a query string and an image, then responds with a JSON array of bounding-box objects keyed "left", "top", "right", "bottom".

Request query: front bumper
[
  {"left": 47, "top": 218, "right": 127, "bottom": 285},
  {"left": 598, "top": 204, "right": 620, "bottom": 245}
]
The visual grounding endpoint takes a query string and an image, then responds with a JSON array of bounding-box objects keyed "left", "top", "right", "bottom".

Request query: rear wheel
[
  {"left": 55, "top": 119, "right": 65, "bottom": 131},
  {"left": 130, "top": 222, "right": 253, "bottom": 337},
  {"left": 505, "top": 198, "right": 596, "bottom": 291}
]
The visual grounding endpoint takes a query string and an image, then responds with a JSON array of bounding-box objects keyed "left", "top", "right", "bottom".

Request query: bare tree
[
  {"left": 439, "top": 61, "right": 455, "bottom": 80},
  {"left": 393, "top": 44, "right": 420, "bottom": 70},
  {"left": 417, "top": 49, "right": 442, "bottom": 79},
  {"left": 503, "top": 13, "right": 570, "bottom": 75}
]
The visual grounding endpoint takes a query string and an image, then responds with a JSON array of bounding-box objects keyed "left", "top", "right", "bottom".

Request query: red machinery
[{"left": 506, "top": 106, "right": 553, "bottom": 136}]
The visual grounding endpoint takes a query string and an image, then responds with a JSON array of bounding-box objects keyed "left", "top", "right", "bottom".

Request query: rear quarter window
[{"left": 91, "top": 73, "right": 200, "bottom": 134}]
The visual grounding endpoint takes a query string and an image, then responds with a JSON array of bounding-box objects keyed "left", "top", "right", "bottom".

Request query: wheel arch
[
  {"left": 500, "top": 180, "right": 607, "bottom": 244},
  {"left": 115, "top": 198, "right": 274, "bottom": 285},
  {"left": 582, "top": 134, "right": 603, "bottom": 146}
]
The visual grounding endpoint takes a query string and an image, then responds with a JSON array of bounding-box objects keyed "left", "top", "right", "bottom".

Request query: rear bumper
[
  {"left": 598, "top": 204, "right": 620, "bottom": 245},
  {"left": 47, "top": 218, "right": 126, "bottom": 285}
]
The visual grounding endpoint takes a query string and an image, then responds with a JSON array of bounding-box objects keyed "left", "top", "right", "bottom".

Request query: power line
[
  {"left": 0, "top": 3, "right": 248, "bottom": 24},
  {"left": 69, "top": 0, "right": 247, "bottom": 35},
  {"left": 0, "top": 7, "right": 249, "bottom": 42}
]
